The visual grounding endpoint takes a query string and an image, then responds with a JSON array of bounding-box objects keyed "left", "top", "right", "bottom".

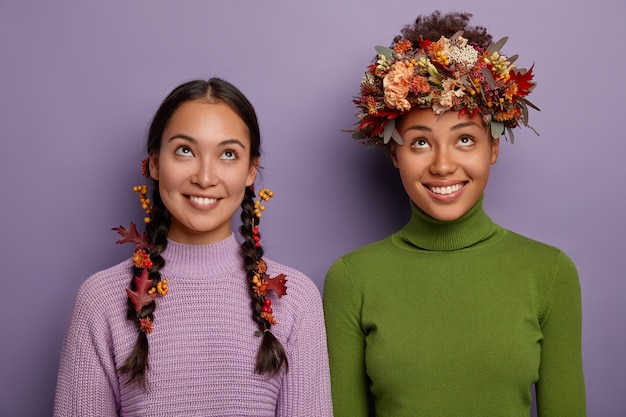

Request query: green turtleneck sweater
[{"left": 323, "top": 197, "right": 585, "bottom": 417}]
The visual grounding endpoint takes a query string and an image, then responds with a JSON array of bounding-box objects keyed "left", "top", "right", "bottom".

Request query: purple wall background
[{"left": 1, "top": 0, "right": 624, "bottom": 415}]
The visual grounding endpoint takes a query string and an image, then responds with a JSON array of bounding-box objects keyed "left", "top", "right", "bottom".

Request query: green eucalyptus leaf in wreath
[
  {"left": 383, "top": 120, "right": 394, "bottom": 144},
  {"left": 507, "top": 126, "right": 515, "bottom": 144},
  {"left": 488, "top": 37, "right": 509, "bottom": 55},
  {"left": 351, "top": 132, "right": 366, "bottom": 140},
  {"left": 491, "top": 121, "right": 504, "bottom": 139},
  {"left": 375, "top": 45, "right": 394, "bottom": 59},
  {"left": 481, "top": 67, "right": 496, "bottom": 89},
  {"left": 364, "top": 141, "right": 378, "bottom": 150},
  {"left": 522, "top": 98, "right": 540, "bottom": 111}
]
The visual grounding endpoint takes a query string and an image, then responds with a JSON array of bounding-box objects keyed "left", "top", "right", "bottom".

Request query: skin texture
[
  {"left": 391, "top": 108, "right": 499, "bottom": 221},
  {"left": 149, "top": 100, "right": 258, "bottom": 244}
]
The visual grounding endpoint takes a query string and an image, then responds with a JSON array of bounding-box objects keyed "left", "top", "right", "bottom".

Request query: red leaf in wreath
[{"left": 126, "top": 269, "right": 156, "bottom": 314}]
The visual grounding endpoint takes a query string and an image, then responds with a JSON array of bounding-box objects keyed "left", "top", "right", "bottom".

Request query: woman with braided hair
[
  {"left": 323, "top": 11, "right": 586, "bottom": 417},
  {"left": 54, "top": 78, "right": 333, "bottom": 416}
]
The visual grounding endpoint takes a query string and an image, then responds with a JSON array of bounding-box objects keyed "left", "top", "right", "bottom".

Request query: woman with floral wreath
[
  {"left": 53, "top": 77, "right": 333, "bottom": 416},
  {"left": 323, "top": 11, "right": 585, "bottom": 417}
]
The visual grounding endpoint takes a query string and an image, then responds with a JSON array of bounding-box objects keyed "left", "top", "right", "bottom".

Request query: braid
[
  {"left": 240, "top": 186, "right": 288, "bottom": 375},
  {"left": 118, "top": 186, "right": 170, "bottom": 386}
]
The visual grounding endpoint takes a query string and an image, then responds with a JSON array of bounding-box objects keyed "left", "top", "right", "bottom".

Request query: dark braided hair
[
  {"left": 240, "top": 186, "right": 288, "bottom": 375},
  {"left": 118, "top": 77, "right": 287, "bottom": 385},
  {"left": 394, "top": 10, "right": 493, "bottom": 49}
]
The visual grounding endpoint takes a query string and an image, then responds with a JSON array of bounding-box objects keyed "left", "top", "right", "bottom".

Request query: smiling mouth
[
  {"left": 189, "top": 195, "right": 217, "bottom": 205},
  {"left": 427, "top": 184, "right": 465, "bottom": 195}
]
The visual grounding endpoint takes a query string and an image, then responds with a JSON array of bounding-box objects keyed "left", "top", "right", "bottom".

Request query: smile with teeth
[
  {"left": 189, "top": 195, "right": 217, "bottom": 205},
  {"left": 428, "top": 183, "right": 464, "bottom": 195}
]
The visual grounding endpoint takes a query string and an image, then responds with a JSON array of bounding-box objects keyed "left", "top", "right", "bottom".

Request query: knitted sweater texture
[
  {"left": 323, "top": 198, "right": 585, "bottom": 417},
  {"left": 54, "top": 234, "right": 333, "bottom": 416}
]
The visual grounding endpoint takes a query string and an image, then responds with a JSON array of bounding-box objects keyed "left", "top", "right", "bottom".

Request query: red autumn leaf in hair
[
  {"left": 418, "top": 38, "right": 432, "bottom": 50},
  {"left": 112, "top": 222, "right": 152, "bottom": 249},
  {"left": 509, "top": 65, "right": 535, "bottom": 96},
  {"left": 356, "top": 110, "right": 400, "bottom": 138},
  {"left": 265, "top": 273, "right": 288, "bottom": 298},
  {"left": 458, "top": 106, "right": 480, "bottom": 119},
  {"left": 126, "top": 268, "right": 156, "bottom": 314}
]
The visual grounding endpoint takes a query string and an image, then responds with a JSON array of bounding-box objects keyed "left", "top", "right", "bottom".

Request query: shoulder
[
  {"left": 502, "top": 229, "right": 576, "bottom": 266},
  {"left": 263, "top": 258, "right": 321, "bottom": 303},
  {"left": 326, "top": 234, "right": 395, "bottom": 276},
  {"left": 330, "top": 235, "right": 395, "bottom": 267},
  {"left": 262, "top": 258, "right": 325, "bottom": 338},
  {"left": 63, "top": 259, "right": 135, "bottom": 343},
  {"left": 498, "top": 229, "right": 580, "bottom": 301},
  {"left": 73, "top": 259, "right": 133, "bottom": 312}
]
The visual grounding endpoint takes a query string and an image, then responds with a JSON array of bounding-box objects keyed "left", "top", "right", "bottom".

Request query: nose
[
  {"left": 191, "top": 157, "right": 217, "bottom": 188},
  {"left": 429, "top": 148, "right": 457, "bottom": 176}
]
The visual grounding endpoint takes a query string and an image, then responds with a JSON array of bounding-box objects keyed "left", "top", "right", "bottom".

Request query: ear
[
  {"left": 390, "top": 143, "right": 400, "bottom": 168},
  {"left": 490, "top": 138, "right": 500, "bottom": 165},
  {"left": 246, "top": 157, "right": 259, "bottom": 186},
  {"left": 149, "top": 153, "right": 159, "bottom": 180}
]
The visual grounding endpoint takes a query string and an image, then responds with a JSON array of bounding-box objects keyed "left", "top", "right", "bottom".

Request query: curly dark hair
[{"left": 393, "top": 10, "right": 493, "bottom": 48}]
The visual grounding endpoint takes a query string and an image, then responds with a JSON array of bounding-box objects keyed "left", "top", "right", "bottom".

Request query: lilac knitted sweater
[{"left": 53, "top": 234, "right": 333, "bottom": 416}]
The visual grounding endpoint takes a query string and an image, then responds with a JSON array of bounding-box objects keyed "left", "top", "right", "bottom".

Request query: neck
[
  {"left": 398, "top": 195, "right": 496, "bottom": 251},
  {"left": 161, "top": 233, "right": 242, "bottom": 277}
]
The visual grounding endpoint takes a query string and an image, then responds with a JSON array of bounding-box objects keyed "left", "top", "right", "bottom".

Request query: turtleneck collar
[
  {"left": 396, "top": 195, "right": 497, "bottom": 251},
  {"left": 161, "top": 233, "right": 243, "bottom": 278}
]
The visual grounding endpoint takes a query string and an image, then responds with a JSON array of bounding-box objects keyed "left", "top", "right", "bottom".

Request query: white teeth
[
  {"left": 189, "top": 196, "right": 217, "bottom": 205},
  {"left": 429, "top": 184, "right": 463, "bottom": 195}
]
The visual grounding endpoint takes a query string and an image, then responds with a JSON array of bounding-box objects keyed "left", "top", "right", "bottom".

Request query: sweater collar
[
  {"left": 161, "top": 233, "right": 242, "bottom": 277},
  {"left": 397, "top": 195, "right": 497, "bottom": 251}
]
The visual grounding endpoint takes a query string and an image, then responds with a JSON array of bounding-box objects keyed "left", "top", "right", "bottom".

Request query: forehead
[
  {"left": 397, "top": 108, "right": 486, "bottom": 133},
  {"left": 164, "top": 100, "right": 250, "bottom": 145}
]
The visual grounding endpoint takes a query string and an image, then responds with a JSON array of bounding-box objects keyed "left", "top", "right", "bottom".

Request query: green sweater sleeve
[
  {"left": 536, "top": 251, "right": 586, "bottom": 416},
  {"left": 323, "top": 258, "right": 370, "bottom": 416}
]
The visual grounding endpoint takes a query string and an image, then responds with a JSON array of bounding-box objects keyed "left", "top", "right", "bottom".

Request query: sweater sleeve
[
  {"left": 276, "top": 275, "right": 334, "bottom": 417},
  {"left": 536, "top": 251, "right": 586, "bottom": 417},
  {"left": 53, "top": 277, "right": 121, "bottom": 417},
  {"left": 323, "top": 258, "right": 370, "bottom": 417}
]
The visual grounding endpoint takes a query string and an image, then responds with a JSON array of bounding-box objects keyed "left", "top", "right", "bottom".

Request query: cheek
[
  {"left": 396, "top": 154, "right": 425, "bottom": 178},
  {"left": 156, "top": 162, "right": 187, "bottom": 189},
  {"left": 468, "top": 156, "right": 494, "bottom": 179}
]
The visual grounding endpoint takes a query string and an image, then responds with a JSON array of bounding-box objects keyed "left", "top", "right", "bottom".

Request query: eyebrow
[
  {"left": 167, "top": 135, "right": 247, "bottom": 148},
  {"left": 403, "top": 121, "right": 481, "bottom": 133}
]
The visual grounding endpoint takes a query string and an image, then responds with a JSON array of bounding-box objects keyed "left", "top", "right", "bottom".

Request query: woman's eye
[
  {"left": 457, "top": 136, "right": 475, "bottom": 147},
  {"left": 175, "top": 146, "right": 193, "bottom": 157},
  {"left": 411, "top": 139, "right": 430, "bottom": 149},
  {"left": 220, "top": 149, "right": 237, "bottom": 160}
]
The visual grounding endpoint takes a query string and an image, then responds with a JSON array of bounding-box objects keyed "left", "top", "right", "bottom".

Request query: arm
[
  {"left": 536, "top": 251, "right": 586, "bottom": 416},
  {"left": 323, "top": 258, "right": 370, "bottom": 416},
  {"left": 53, "top": 279, "right": 120, "bottom": 417},
  {"left": 276, "top": 277, "right": 333, "bottom": 417}
]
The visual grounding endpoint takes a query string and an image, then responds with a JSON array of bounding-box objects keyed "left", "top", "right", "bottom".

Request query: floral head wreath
[{"left": 349, "top": 31, "right": 539, "bottom": 147}]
